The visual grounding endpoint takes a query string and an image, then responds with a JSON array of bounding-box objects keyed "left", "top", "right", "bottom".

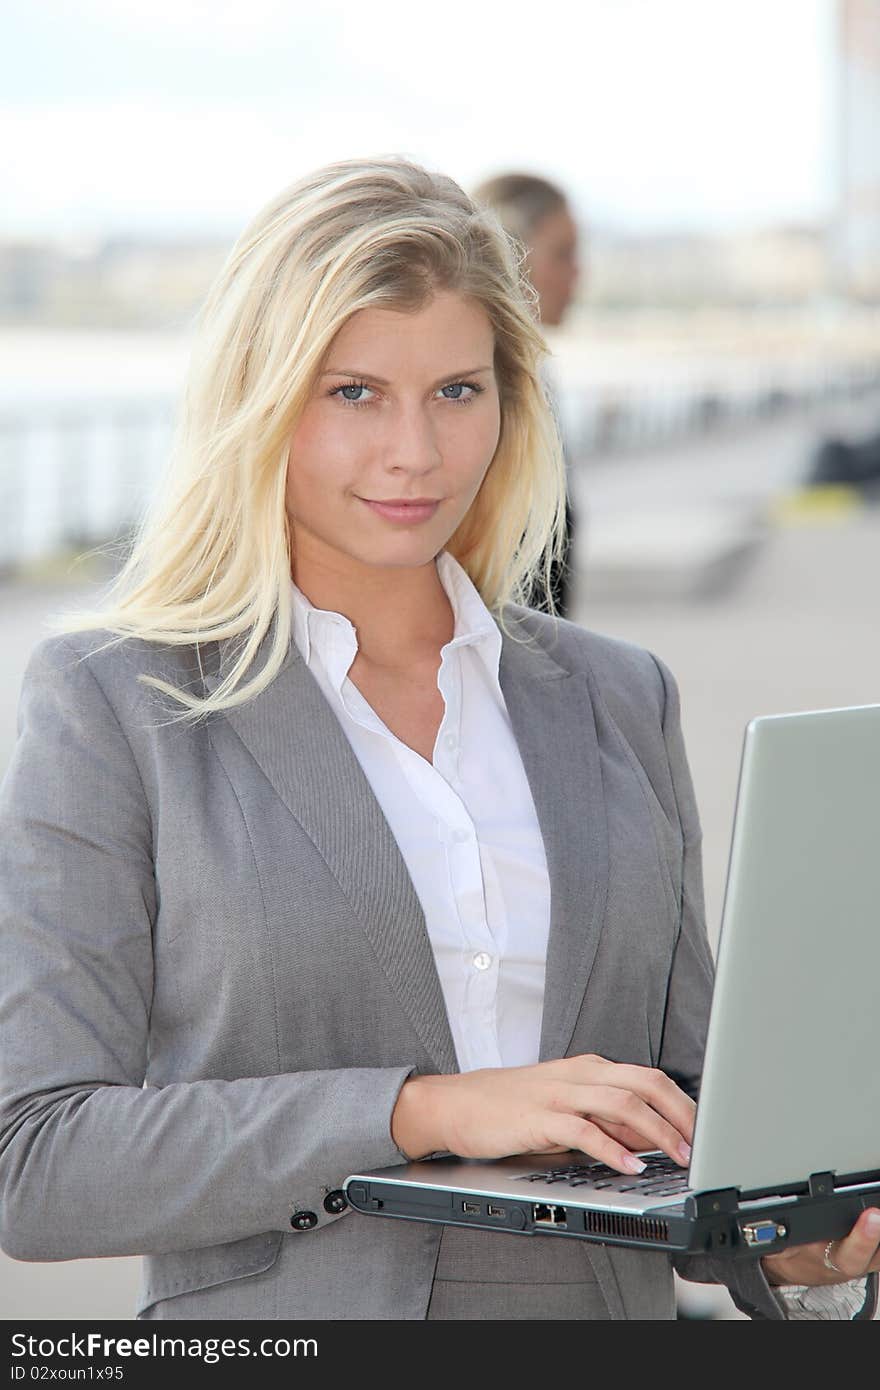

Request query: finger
[
  {"left": 828, "top": 1207, "right": 880, "bottom": 1278},
  {"left": 546, "top": 1114, "right": 655, "bottom": 1175},
  {"left": 557, "top": 1083, "right": 692, "bottom": 1167},
  {"left": 573, "top": 1084, "right": 692, "bottom": 1166},
  {"left": 599, "top": 1120, "right": 662, "bottom": 1153},
  {"left": 583, "top": 1061, "right": 697, "bottom": 1144}
]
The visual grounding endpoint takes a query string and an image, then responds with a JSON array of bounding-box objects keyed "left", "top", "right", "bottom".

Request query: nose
[{"left": 381, "top": 399, "right": 444, "bottom": 477}]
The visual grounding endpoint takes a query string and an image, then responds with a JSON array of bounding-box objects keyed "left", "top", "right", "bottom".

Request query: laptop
[{"left": 345, "top": 701, "right": 880, "bottom": 1257}]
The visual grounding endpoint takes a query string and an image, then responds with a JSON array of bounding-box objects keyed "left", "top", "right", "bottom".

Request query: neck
[{"left": 290, "top": 544, "right": 455, "bottom": 670}]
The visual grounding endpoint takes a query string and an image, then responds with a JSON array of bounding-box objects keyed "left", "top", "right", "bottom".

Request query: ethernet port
[{"left": 533, "top": 1203, "right": 567, "bottom": 1226}]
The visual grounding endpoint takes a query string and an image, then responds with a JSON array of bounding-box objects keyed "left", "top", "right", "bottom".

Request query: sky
[{"left": 2, "top": 0, "right": 838, "bottom": 242}]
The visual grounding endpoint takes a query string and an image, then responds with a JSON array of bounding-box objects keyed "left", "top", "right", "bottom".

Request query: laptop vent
[{"left": 584, "top": 1211, "right": 670, "bottom": 1243}]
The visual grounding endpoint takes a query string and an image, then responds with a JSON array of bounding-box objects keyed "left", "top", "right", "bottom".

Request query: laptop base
[{"left": 345, "top": 1173, "right": 880, "bottom": 1257}]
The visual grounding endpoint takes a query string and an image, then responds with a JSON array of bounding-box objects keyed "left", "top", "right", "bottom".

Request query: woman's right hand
[{"left": 391, "top": 1053, "right": 695, "bottom": 1174}]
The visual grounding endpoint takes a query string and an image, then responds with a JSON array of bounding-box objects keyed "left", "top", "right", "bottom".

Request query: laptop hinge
[
  {"left": 684, "top": 1187, "right": 739, "bottom": 1218},
  {"left": 808, "top": 1171, "right": 835, "bottom": 1199},
  {"left": 734, "top": 1170, "right": 839, "bottom": 1204}
]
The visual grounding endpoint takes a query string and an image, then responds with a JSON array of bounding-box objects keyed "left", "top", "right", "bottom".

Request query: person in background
[{"left": 471, "top": 172, "right": 581, "bottom": 617}]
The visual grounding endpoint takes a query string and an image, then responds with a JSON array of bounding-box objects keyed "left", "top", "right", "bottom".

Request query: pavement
[{"left": 1, "top": 397, "right": 878, "bottom": 1320}]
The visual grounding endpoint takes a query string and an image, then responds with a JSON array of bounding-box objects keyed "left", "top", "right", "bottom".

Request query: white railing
[
  {"left": 556, "top": 358, "right": 880, "bottom": 459},
  {"left": 0, "top": 397, "right": 173, "bottom": 571},
  {"left": 2, "top": 360, "right": 879, "bottom": 572}
]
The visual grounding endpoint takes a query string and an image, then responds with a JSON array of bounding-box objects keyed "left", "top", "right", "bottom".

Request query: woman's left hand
[{"left": 761, "top": 1207, "right": 880, "bottom": 1287}]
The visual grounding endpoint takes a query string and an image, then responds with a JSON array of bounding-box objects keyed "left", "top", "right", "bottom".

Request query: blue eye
[
  {"left": 336, "top": 382, "right": 373, "bottom": 405},
  {"left": 328, "top": 379, "right": 484, "bottom": 409},
  {"left": 440, "top": 382, "right": 476, "bottom": 403}
]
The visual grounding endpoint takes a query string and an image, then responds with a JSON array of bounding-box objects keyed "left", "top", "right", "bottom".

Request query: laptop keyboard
[{"left": 516, "top": 1152, "right": 691, "bottom": 1197}]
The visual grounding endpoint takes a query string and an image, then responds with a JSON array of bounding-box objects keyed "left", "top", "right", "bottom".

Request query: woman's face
[
  {"left": 526, "top": 206, "right": 581, "bottom": 327},
  {"left": 286, "top": 289, "right": 502, "bottom": 578}
]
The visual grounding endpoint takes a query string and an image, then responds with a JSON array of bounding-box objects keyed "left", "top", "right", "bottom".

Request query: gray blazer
[{"left": 0, "top": 602, "right": 787, "bottom": 1319}]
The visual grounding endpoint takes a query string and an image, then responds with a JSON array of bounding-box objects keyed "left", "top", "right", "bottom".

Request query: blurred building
[
  {"left": 0, "top": 237, "right": 228, "bottom": 330},
  {"left": 587, "top": 226, "right": 828, "bottom": 309},
  {"left": 832, "top": 0, "right": 880, "bottom": 299},
  {"left": 0, "top": 224, "right": 839, "bottom": 330}
]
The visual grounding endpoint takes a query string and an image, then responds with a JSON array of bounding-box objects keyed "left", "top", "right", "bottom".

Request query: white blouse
[{"left": 289, "top": 548, "right": 552, "bottom": 1074}]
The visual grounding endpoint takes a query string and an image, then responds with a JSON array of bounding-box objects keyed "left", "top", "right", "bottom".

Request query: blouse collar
[{"left": 289, "top": 549, "right": 502, "bottom": 693}]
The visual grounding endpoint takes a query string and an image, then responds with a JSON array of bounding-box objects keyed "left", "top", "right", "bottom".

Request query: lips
[{"left": 358, "top": 497, "right": 442, "bottom": 524}]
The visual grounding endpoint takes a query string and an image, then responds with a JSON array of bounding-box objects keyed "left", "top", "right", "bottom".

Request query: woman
[
  {"left": 471, "top": 171, "right": 581, "bottom": 618},
  {"left": 0, "top": 157, "right": 876, "bottom": 1321}
]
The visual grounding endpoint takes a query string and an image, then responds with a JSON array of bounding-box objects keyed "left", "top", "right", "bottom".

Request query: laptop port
[
  {"left": 462, "top": 1201, "right": 481, "bottom": 1214},
  {"left": 533, "top": 1203, "right": 567, "bottom": 1226},
  {"left": 741, "top": 1220, "right": 786, "bottom": 1247},
  {"left": 487, "top": 1205, "right": 507, "bottom": 1218}
]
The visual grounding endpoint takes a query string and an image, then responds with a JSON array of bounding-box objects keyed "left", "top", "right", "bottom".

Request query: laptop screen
[{"left": 688, "top": 703, "right": 880, "bottom": 1195}]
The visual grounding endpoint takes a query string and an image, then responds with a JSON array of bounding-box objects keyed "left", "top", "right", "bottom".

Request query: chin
[
  {"left": 361, "top": 545, "right": 446, "bottom": 570},
  {"left": 357, "top": 527, "right": 458, "bottom": 568}
]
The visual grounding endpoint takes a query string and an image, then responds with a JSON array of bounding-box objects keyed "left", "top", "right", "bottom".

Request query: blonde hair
[{"left": 49, "top": 155, "right": 569, "bottom": 722}]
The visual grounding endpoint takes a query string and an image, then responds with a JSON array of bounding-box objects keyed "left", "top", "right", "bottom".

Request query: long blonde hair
[{"left": 49, "top": 155, "right": 569, "bottom": 722}]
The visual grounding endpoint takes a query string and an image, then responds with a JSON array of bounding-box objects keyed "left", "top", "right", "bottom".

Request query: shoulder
[
  {"left": 20, "top": 629, "right": 211, "bottom": 727},
  {"left": 501, "top": 602, "right": 673, "bottom": 725}
]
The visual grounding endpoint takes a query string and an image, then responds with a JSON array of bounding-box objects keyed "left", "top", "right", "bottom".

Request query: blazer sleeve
[{"left": 0, "top": 635, "right": 417, "bottom": 1263}]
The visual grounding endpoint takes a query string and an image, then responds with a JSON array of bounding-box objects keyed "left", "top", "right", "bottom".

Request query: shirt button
[
  {"left": 290, "top": 1210, "right": 318, "bottom": 1231},
  {"left": 472, "top": 951, "right": 493, "bottom": 971},
  {"left": 444, "top": 733, "right": 457, "bottom": 750},
  {"left": 453, "top": 828, "right": 471, "bottom": 843}
]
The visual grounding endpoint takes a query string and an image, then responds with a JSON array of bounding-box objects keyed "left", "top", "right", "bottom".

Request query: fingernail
[
  {"left": 678, "top": 1142, "right": 692, "bottom": 1164},
  {"left": 866, "top": 1210, "right": 880, "bottom": 1234},
  {"left": 623, "top": 1154, "right": 647, "bottom": 1174}
]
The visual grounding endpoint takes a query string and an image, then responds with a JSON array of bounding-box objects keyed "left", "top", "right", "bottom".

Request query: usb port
[
  {"left": 533, "top": 1203, "right": 567, "bottom": 1226},
  {"left": 462, "top": 1201, "right": 481, "bottom": 1214},
  {"left": 487, "top": 1204, "right": 507, "bottom": 1218}
]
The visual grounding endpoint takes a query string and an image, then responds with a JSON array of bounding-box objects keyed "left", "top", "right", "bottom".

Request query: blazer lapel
[
  {"left": 203, "top": 617, "right": 459, "bottom": 1076},
  {"left": 498, "top": 612, "right": 610, "bottom": 1062}
]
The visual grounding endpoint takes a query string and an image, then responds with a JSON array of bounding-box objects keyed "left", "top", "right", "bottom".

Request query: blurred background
[{"left": 2, "top": 0, "right": 879, "bottom": 1321}]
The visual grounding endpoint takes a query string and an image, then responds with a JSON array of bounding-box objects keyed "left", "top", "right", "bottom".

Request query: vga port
[{"left": 741, "top": 1220, "right": 786, "bottom": 1246}]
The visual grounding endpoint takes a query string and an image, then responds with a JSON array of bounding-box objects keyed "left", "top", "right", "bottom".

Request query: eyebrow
[{"left": 320, "top": 365, "right": 494, "bottom": 387}]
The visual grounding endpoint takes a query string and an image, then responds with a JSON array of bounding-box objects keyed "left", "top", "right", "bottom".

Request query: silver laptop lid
[{"left": 688, "top": 702, "right": 880, "bottom": 1195}]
